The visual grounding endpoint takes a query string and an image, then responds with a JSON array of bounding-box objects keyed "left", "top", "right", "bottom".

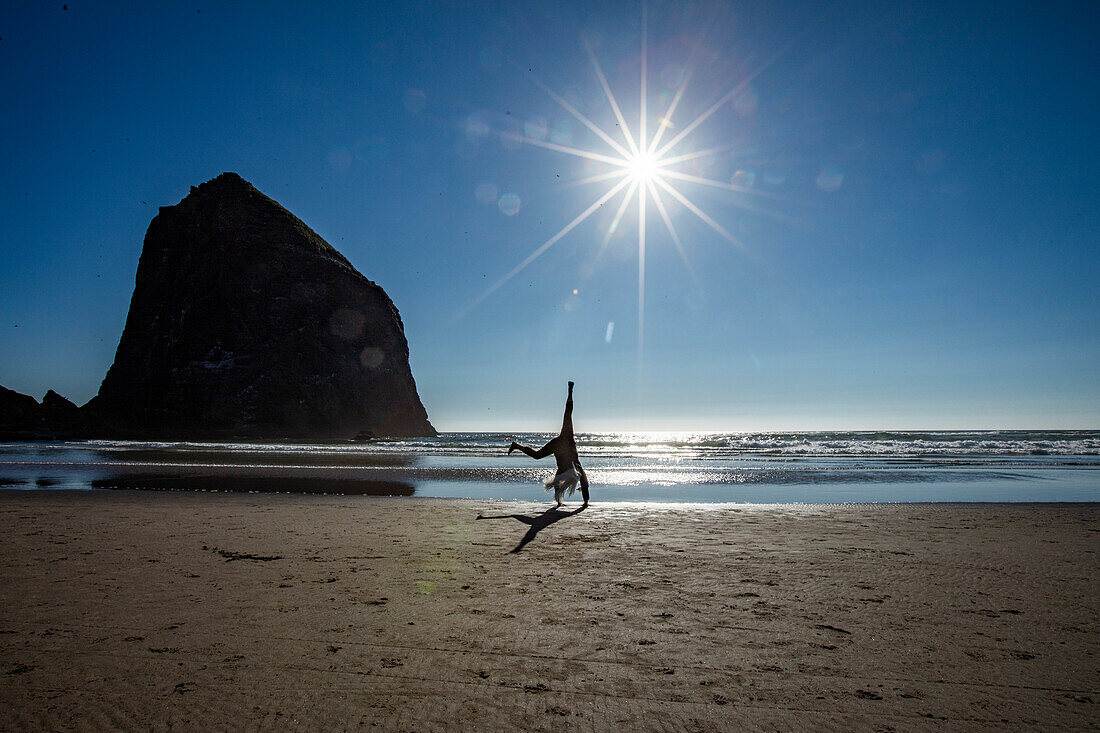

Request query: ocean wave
[
  {"left": 2, "top": 433, "right": 1096, "bottom": 501},
  {"left": 311, "top": 431, "right": 1100, "bottom": 459},
  {"left": 3, "top": 430, "right": 1098, "bottom": 462}
]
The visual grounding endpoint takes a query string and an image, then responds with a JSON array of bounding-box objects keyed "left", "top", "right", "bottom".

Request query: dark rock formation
[
  {"left": 0, "top": 386, "right": 93, "bottom": 438},
  {"left": 39, "top": 390, "right": 85, "bottom": 435},
  {"left": 0, "top": 386, "right": 45, "bottom": 437},
  {"left": 84, "top": 172, "right": 435, "bottom": 439},
  {"left": 41, "top": 389, "right": 78, "bottom": 414}
]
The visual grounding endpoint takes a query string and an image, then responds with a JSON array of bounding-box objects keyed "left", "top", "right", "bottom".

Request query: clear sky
[{"left": 1, "top": 1, "right": 1097, "bottom": 431}]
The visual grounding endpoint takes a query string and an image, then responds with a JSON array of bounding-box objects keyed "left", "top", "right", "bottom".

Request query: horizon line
[{"left": 430, "top": 426, "right": 1100, "bottom": 434}]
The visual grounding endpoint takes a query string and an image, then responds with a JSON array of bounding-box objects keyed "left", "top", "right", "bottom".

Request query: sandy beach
[{"left": 0, "top": 491, "right": 1096, "bottom": 729}]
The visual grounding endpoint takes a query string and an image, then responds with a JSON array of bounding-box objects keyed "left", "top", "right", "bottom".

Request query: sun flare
[
  {"left": 626, "top": 150, "right": 660, "bottom": 184},
  {"left": 460, "top": 15, "right": 769, "bottom": 367}
]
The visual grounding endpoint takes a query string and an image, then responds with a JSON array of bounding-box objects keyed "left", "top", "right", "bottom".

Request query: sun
[
  {"left": 626, "top": 150, "right": 660, "bottom": 184},
  {"left": 459, "top": 14, "right": 765, "bottom": 364}
]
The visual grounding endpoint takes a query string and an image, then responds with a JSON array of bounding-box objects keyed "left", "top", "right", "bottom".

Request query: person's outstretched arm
[{"left": 561, "top": 381, "right": 574, "bottom": 437}]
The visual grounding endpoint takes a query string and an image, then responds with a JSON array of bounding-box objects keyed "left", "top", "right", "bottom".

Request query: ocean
[{"left": 1, "top": 431, "right": 1097, "bottom": 502}]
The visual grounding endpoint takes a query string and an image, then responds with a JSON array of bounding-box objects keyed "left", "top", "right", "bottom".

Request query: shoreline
[
  {"left": 3, "top": 435, "right": 1097, "bottom": 502},
  {"left": 7, "top": 484, "right": 1100, "bottom": 508},
  {"left": 3, "top": 487, "right": 1100, "bottom": 506},
  {"left": 1, "top": 491, "right": 1096, "bottom": 728}
]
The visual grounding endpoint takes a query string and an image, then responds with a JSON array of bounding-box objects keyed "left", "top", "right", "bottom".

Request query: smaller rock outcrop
[
  {"left": 0, "top": 386, "right": 93, "bottom": 439},
  {"left": 40, "top": 390, "right": 85, "bottom": 435},
  {"left": 41, "top": 390, "right": 78, "bottom": 415},
  {"left": 0, "top": 386, "right": 43, "bottom": 436}
]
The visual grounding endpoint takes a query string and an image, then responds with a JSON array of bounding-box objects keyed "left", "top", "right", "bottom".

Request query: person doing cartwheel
[{"left": 508, "top": 382, "right": 589, "bottom": 506}]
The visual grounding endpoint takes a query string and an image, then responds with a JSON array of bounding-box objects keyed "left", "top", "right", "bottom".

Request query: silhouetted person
[{"left": 509, "top": 381, "right": 589, "bottom": 506}]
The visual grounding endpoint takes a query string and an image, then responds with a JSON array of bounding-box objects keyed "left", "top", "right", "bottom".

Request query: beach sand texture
[{"left": 0, "top": 492, "right": 1096, "bottom": 730}]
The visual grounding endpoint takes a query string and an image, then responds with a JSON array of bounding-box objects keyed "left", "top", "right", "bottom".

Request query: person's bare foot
[{"left": 507, "top": 441, "right": 518, "bottom": 455}]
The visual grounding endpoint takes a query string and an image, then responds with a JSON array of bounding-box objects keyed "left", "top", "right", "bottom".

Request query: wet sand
[{"left": 0, "top": 491, "right": 1096, "bottom": 729}]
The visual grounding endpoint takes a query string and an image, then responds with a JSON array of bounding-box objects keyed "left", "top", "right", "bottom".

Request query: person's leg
[
  {"left": 510, "top": 438, "right": 557, "bottom": 459},
  {"left": 561, "top": 382, "right": 574, "bottom": 439}
]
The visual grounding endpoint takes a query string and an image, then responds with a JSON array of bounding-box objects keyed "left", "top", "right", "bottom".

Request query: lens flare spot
[
  {"left": 497, "top": 193, "right": 521, "bottom": 216},
  {"left": 816, "top": 165, "right": 844, "bottom": 192},
  {"left": 465, "top": 112, "right": 490, "bottom": 144},
  {"left": 500, "top": 119, "right": 522, "bottom": 150},
  {"left": 403, "top": 88, "right": 426, "bottom": 113},
  {"left": 917, "top": 149, "right": 946, "bottom": 173},
  {"left": 475, "top": 182, "right": 499, "bottom": 205},
  {"left": 524, "top": 116, "right": 548, "bottom": 140},
  {"left": 326, "top": 147, "right": 352, "bottom": 171},
  {"left": 360, "top": 347, "right": 385, "bottom": 369},
  {"left": 733, "top": 87, "right": 758, "bottom": 117},
  {"left": 329, "top": 309, "right": 366, "bottom": 341},
  {"left": 550, "top": 118, "right": 574, "bottom": 145},
  {"left": 731, "top": 170, "right": 755, "bottom": 188},
  {"left": 605, "top": 321, "right": 615, "bottom": 343}
]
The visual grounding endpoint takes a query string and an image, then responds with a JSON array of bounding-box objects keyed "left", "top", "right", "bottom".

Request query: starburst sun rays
[{"left": 459, "top": 26, "right": 769, "bottom": 363}]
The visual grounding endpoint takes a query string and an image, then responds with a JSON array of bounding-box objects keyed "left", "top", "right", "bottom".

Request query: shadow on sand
[
  {"left": 475, "top": 505, "right": 586, "bottom": 553},
  {"left": 91, "top": 475, "right": 415, "bottom": 496}
]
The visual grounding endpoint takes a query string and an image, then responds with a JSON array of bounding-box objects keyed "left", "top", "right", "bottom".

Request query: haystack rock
[{"left": 86, "top": 172, "right": 435, "bottom": 439}]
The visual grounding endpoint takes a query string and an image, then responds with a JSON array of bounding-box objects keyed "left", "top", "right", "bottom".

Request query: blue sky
[{"left": 1, "top": 1, "right": 1097, "bottom": 431}]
